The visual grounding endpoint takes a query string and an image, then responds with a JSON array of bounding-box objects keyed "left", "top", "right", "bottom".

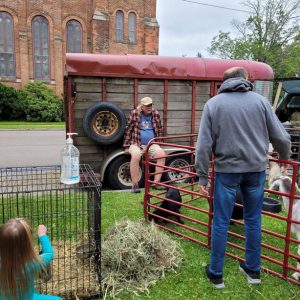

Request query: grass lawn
[
  {"left": 102, "top": 190, "right": 300, "bottom": 300},
  {"left": 0, "top": 121, "right": 65, "bottom": 130}
]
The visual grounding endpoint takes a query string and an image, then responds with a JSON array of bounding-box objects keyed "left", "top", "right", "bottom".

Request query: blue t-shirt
[{"left": 140, "top": 113, "right": 155, "bottom": 145}]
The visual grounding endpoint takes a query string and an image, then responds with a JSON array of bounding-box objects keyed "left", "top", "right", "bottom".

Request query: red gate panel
[{"left": 144, "top": 136, "right": 300, "bottom": 285}]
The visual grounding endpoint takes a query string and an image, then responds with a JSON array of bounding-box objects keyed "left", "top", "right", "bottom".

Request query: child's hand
[{"left": 38, "top": 225, "right": 47, "bottom": 237}]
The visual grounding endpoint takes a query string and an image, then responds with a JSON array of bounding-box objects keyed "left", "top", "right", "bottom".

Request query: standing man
[
  {"left": 195, "top": 67, "right": 291, "bottom": 288},
  {"left": 123, "top": 97, "right": 166, "bottom": 193}
]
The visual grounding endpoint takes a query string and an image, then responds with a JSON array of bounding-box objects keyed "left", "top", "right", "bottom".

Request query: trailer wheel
[
  {"left": 162, "top": 154, "right": 192, "bottom": 184},
  {"left": 83, "top": 102, "right": 126, "bottom": 145},
  {"left": 107, "top": 155, "right": 145, "bottom": 190}
]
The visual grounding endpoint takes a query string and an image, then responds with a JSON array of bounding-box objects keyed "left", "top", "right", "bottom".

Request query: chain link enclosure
[{"left": 0, "top": 164, "right": 101, "bottom": 299}]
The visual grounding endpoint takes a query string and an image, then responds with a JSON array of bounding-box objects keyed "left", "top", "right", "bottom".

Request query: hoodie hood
[{"left": 218, "top": 77, "right": 253, "bottom": 94}]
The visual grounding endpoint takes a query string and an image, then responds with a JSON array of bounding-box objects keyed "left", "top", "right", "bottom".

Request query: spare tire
[{"left": 83, "top": 102, "right": 126, "bottom": 145}]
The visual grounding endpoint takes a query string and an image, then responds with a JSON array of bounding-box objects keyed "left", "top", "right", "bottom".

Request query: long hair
[{"left": 0, "top": 218, "right": 44, "bottom": 300}]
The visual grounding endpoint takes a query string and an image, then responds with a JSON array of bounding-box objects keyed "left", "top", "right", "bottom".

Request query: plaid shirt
[{"left": 123, "top": 108, "right": 163, "bottom": 148}]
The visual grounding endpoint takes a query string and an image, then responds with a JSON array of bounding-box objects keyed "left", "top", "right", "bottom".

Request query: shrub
[
  {"left": 0, "top": 83, "right": 25, "bottom": 120},
  {"left": 18, "top": 81, "right": 64, "bottom": 122}
]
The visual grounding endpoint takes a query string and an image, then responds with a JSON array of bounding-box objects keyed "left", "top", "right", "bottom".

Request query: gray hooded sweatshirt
[{"left": 195, "top": 77, "right": 291, "bottom": 186}]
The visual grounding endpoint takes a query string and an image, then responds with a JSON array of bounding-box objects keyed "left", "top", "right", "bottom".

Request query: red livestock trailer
[{"left": 64, "top": 54, "right": 274, "bottom": 189}]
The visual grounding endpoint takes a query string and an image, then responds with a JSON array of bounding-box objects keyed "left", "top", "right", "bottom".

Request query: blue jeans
[{"left": 209, "top": 171, "right": 266, "bottom": 276}]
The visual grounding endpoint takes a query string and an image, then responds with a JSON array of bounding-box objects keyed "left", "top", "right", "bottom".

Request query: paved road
[{"left": 0, "top": 130, "right": 65, "bottom": 168}]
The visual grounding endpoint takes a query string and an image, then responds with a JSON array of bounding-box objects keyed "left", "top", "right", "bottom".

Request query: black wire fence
[{"left": 0, "top": 165, "right": 102, "bottom": 299}]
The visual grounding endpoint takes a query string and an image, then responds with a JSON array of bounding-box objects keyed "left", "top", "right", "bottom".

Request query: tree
[
  {"left": 0, "top": 84, "right": 25, "bottom": 120},
  {"left": 282, "top": 33, "right": 300, "bottom": 76},
  {"left": 18, "top": 81, "right": 64, "bottom": 122},
  {"left": 208, "top": 0, "right": 300, "bottom": 77}
]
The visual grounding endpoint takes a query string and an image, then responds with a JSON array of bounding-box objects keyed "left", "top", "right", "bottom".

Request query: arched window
[
  {"left": 128, "top": 12, "right": 136, "bottom": 43},
  {"left": 32, "top": 16, "right": 50, "bottom": 80},
  {"left": 0, "top": 12, "right": 15, "bottom": 77},
  {"left": 67, "top": 20, "right": 82, "bottom": 53},
  {"left": 115, "top": 10, "right": 124, "bottom": 42}
]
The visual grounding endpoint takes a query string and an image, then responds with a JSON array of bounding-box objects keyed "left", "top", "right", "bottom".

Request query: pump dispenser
[{"left": 60, "top": 133, "right": 80, "bottom": 184}]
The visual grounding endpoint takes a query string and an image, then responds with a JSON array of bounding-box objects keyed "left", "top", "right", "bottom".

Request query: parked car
[{"left": 275, "top": 78, "right": 300, "bottom": 159}]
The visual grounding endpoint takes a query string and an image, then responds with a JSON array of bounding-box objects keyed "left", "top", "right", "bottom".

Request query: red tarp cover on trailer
[{"left": 65, "top": 53, "right": 274, "bottom": 81}]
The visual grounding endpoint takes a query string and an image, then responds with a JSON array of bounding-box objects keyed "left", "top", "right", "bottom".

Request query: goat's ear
[{"left": 269, "top": 179, "right": 280, "bottom": 190}]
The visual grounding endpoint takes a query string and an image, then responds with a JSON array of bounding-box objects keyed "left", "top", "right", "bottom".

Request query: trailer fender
[
  {"left": 100, "top": 149, "right": 125, "bottom": 182},
  {"left": 101, "top": 150, "right": 144, "bottom": 189}
]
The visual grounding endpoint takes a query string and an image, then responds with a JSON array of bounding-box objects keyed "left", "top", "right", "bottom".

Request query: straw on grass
[{"left": 101, "top": 219, "right": 183, "bottom": 299}]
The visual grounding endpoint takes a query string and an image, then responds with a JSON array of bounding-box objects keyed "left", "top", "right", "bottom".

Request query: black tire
[
  {"left": 262, "top": 197, "right": 282, "bottom": 213},
  {"left": 162, "top": 154, "right": 193, "bottom": 184},
  {"left": 83, "top": 102, "right": 126, "bottom": 145},
  {"left": 107, "top": 155, "right": 145, "bottom": 190}
]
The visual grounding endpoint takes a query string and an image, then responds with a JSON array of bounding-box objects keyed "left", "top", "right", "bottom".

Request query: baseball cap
[{"left": 138, "top": 97, "right": 153, "bottom": 109}]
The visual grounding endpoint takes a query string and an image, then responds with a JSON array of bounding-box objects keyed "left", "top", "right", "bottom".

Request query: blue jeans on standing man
[{"left": 209, "top": 171, "right": 266, "bottom": 276}]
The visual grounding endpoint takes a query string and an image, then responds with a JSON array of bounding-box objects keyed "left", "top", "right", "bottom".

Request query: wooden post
[{"left": 273, "top": 81, "right": 283, "bottom": 111}]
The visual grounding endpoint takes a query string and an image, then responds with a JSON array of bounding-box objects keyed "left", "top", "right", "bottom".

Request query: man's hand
[
  {"left": 124, "top": 147, "right": 130, "bottom": 155},
  {"left": 199, "top": 184, "right": 209, "bottom": 196}
]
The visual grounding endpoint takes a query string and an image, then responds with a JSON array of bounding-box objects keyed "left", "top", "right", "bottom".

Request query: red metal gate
[{"left": 143, "top": 136, "right": 300, "bottom": 285}]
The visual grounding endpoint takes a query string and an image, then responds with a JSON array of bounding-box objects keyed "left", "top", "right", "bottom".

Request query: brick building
[{"left": 0, "top": 0, "right": 159, "bottom": 95}]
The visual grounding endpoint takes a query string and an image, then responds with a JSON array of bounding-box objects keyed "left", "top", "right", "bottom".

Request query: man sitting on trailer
[{"left": 123, "top": 97, "right": 166, "bottom": 193}]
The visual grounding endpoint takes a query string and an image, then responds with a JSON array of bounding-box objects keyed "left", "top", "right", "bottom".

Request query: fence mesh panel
[{"left": 0, "top": 164, "right": 101, "bottom": 299}]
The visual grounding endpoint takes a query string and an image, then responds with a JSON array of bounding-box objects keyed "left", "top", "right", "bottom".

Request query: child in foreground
[{"left": 0, "top": 218, "right": 62, "bottom": 300}]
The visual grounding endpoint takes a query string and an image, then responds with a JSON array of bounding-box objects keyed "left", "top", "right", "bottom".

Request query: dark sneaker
[
  {"left": 239, "top": 262, "right": 261, "bottom": 284},
  {"left": 205, "top": 265, "right": 225, "bottom": 289},
  {"left": 131, "top": 184, "right": 141, "bottom": 193}
]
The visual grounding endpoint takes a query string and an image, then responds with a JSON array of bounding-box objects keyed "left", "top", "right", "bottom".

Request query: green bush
[
  {"left": 18, "top": 81, "right": 64, "bottom": 122},
  {"left": 0, "top": 83, "right": 25, "bottom": 120}
]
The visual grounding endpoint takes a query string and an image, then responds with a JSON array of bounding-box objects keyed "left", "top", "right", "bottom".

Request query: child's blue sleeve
[{"left": 38, "top": 235, "right": 54, "bottom": 268}]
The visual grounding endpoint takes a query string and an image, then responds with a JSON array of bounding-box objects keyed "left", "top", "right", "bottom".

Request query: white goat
[{"left": 269, "top": 162, "right": 300, "bottom": 280}]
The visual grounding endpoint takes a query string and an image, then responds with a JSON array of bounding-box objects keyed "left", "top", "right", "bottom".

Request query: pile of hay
[{"left": 101, "top": 219, "right": 183, "bottom": 299}]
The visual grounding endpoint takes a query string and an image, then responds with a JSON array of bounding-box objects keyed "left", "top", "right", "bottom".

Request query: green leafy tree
[
  {"left": 282, "top": 33, "right": 300, "bottom": 76},
  {"left": 0, "top": 83, "right": 25, "bottom": 120},
  {"left": 208, "top": 0, "right": 300, "bottom": 77},
  {"left": 18, "top": 81, "right": 64, "bottom": 122}
]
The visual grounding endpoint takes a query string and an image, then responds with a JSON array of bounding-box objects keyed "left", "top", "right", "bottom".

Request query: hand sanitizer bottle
[{"left": 60, "top": 133, "right": 80, "bottom": 184}]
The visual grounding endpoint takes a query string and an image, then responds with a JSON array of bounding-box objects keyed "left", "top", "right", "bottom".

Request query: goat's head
[
  {"left": 269, "top": 175, "right": 292, "bottom": 193},
  {"left": 279, "top": 176, "right": 292, "bottom": 193}
]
